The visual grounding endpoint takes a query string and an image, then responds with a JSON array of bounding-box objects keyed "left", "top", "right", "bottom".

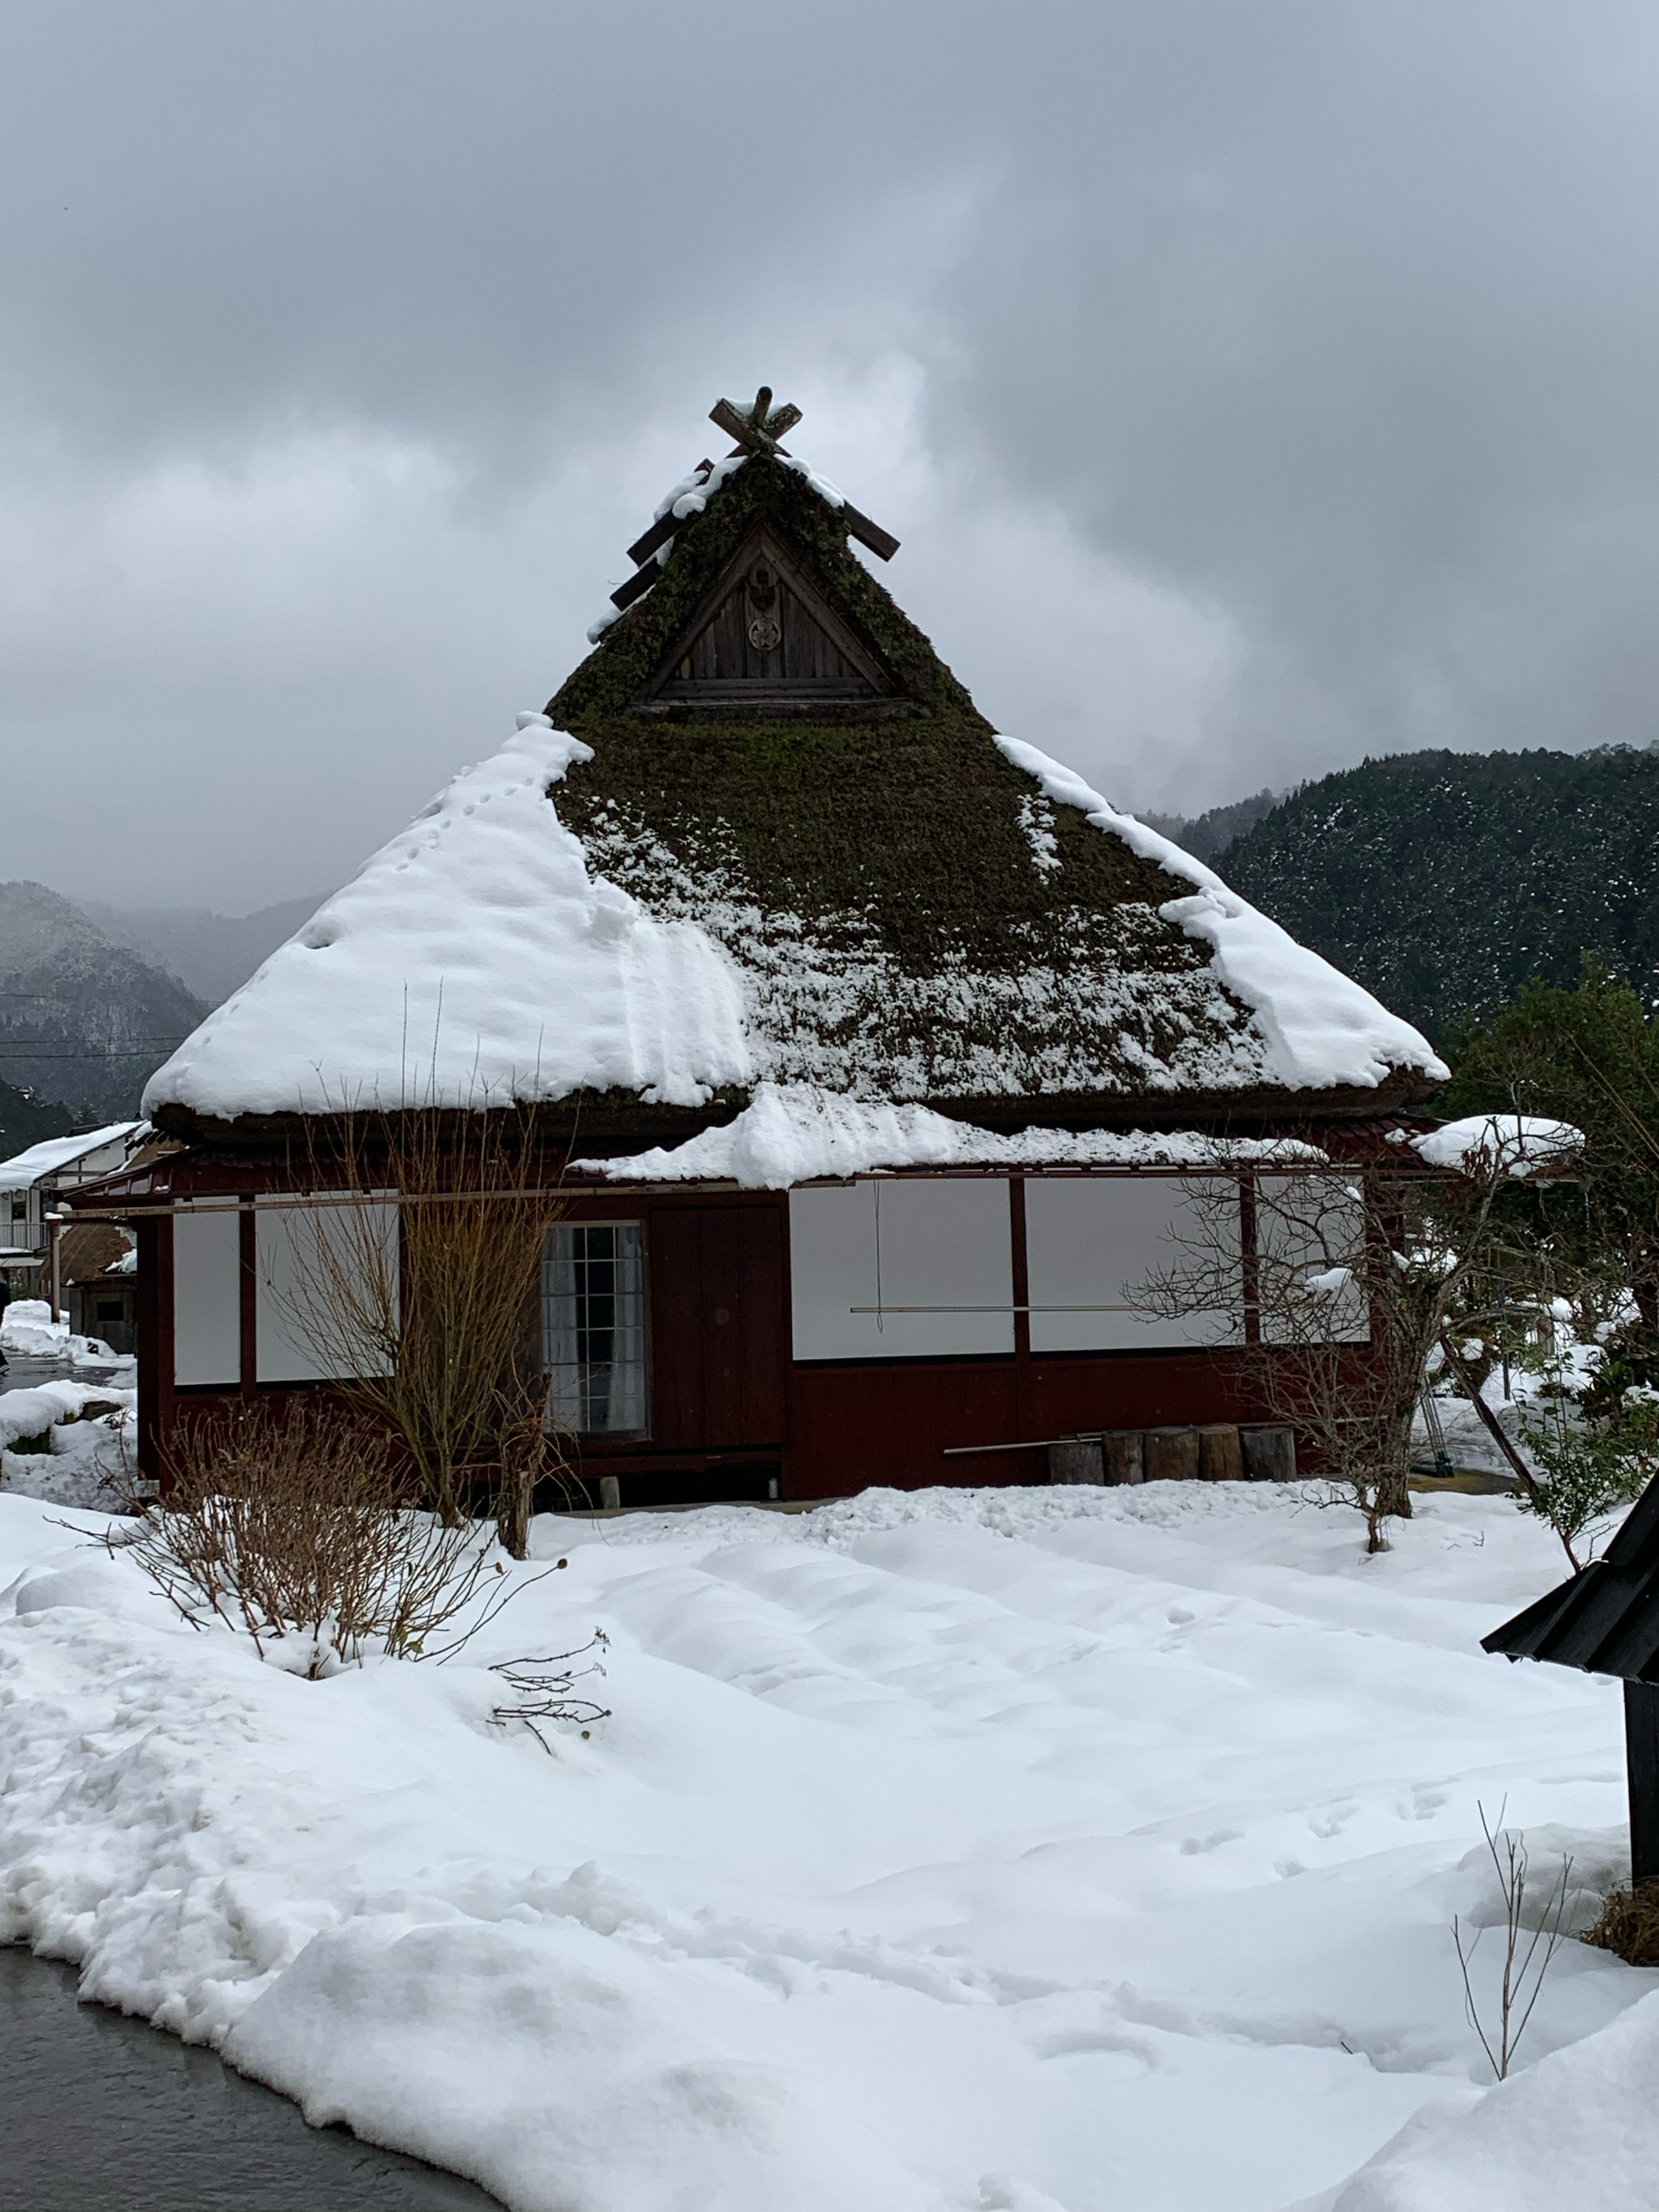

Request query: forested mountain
[
  {"left": 0, "top": 883, "right": 209, "bottom": 1122},
  {"left": 0, "top": 1076, "right": 73, "bottom": 1156},
  {"left": 1141, "top": 787, "right": 1281, "bottom": 863},
  {"left": 1206, "top": 747, "right": 1658, "bottom": 1044},
  {"left": 78, "top": 891, "right": 330, "bottom": 1006}
]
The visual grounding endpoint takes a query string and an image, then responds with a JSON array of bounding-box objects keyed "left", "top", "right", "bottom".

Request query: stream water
[{"left": 1, "top": 1947, "right": 503, "bottom": 2211}]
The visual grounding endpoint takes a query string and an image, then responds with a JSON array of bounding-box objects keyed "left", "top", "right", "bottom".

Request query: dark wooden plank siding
[
  {"left": 783, "top": 1349, "right": 1268, "bottom": 1498},
  {"left": 648, "top": 1203, "right": 787, "bottom": 1449},
  {"left": 785, "top": 1360, "right": 1023, "bottom": 1495},
  {"left": 677, "top": 577, "right": 866, "bottom": 684}
]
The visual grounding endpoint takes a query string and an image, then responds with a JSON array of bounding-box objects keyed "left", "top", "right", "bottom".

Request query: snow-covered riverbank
[{"left": 2, "top": 1482, "right": 1654, "bottom": 2211}]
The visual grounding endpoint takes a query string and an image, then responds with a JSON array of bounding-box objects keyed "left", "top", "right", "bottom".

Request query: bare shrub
[
  {"left": 1452, "top": 1801, "right": 1575, "bottom": 2080},
  {"left": 110, "top": 1399, "right": 523, "bottom": 1676},
  {"left": 270, "top": 1103, "right": 570, "bottom": 1554},
  {"left": 490, "top": 1632, "right": 612, "bottom": 1753},
  {"left": 1582, "top": 1878, "right": 1659, "bottom": 1968}
]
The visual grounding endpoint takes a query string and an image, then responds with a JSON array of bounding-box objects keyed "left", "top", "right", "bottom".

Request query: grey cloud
[{"left": 4, "top": 1, "right": 1658, "bottom": 902}]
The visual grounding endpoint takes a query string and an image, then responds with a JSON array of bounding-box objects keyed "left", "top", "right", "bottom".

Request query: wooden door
[{"left": 649, "top": 1203, "right": 786, "bottom": 1447}]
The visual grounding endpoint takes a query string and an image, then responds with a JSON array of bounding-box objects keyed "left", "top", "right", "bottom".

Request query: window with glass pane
[{"left": 542, "top": 1223, "right": 648, "bottom": 1434}]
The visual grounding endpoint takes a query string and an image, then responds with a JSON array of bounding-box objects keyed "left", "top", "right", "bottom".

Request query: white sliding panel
[
  {"left": 1025, "top": 1176, "right": 1243, "bottom": 1352},
  {"left": 257, "top": 1194, "right": 398, "bottom": 1382},
  {"left": 790, "top": 1178, "right": 1013, "bottom": 1360},
  {"left": 1255, "top": 1174, "right": 1370, "bottom": 1344},
  {"left": 173, "top": 1208, "right": 241, "bottom": 1385}
]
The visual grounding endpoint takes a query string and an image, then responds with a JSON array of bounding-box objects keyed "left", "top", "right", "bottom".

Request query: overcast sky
[{"left": 5, "top": 1, "right": 1658, "bottom": 912}]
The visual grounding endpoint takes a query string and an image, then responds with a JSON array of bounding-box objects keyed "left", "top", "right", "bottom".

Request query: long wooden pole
[{"left": 1436, "top": 1332, "right": 1539, "bottom": 1496}]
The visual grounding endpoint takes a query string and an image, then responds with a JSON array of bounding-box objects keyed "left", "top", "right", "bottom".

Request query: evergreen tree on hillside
[
  {"left": 1219, "top": 748, "right": 1658, "bottom": 1043},
  {"left": 1441, "top": 964, "right": 1659, "bottom": 1338},
  {"left": 0, "top": 1076, "right": 73, "bottom": 1158}
]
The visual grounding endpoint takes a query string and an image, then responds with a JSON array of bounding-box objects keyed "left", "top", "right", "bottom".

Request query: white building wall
[{"left": 173, "top": 1208, "right": 242, "bottom": 1385}]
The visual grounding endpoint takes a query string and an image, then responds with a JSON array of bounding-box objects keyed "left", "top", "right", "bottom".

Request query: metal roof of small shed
[{"left": 1482, "top": 1478, "right": 1659, "bottom": 1684}]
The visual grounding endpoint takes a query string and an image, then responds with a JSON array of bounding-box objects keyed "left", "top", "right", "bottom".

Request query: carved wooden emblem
[{"left": 745, "top": 559, "right": 782, "bottom": 653}]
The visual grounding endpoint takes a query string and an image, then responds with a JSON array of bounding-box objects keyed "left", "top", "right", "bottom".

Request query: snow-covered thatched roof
[{"left": 144, "top": 433, "right": 1445, "bottom": 1138}]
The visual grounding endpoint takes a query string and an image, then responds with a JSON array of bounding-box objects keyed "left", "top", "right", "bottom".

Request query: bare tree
[
  {"left": 1135, "top": 1145, "right": 1548, "bottom": 1553},
  {"left": 268, "top": 1104, "right": 568, "bottom": 1556}
]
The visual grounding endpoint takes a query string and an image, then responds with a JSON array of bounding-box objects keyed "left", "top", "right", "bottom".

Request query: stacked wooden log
[{"left": 1047, "top": 1425, "right": 1295, "bottom": 1486}]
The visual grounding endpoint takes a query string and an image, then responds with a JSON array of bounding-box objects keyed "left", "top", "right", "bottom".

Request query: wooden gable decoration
[{"left": 638, "top": 524, "right": 895, "bottom": 712}]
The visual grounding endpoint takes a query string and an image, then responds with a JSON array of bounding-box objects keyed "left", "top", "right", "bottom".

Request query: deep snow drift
[{"left": 2, "top": 1482, "right": 1653, "bottom": 2212}]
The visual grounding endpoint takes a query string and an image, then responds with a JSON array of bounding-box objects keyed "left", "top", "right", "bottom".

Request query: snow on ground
[
  {"left": 0, "top": 1376, "right": 137, "bottom": 1509},
  {"left": 1, "top": 1296, "right": 130, "bottom": 1370},
  {"left": 2, "top": 1481, "right": 1652, "bottom": 2212}
]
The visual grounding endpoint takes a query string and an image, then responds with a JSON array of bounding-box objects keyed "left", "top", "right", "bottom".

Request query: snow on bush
[{"left": 2, "top": 1481, "right": 1653, "bottom": 2211}]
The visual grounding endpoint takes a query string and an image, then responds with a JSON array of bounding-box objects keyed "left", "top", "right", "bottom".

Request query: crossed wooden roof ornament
[{"left": 609, "top": 386, "right": 900, "bottom": 611}]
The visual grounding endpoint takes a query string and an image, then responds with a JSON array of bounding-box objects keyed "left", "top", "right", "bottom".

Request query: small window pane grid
[{"left": 542, "top": 1224, "right": 648, "bottom": 1436}]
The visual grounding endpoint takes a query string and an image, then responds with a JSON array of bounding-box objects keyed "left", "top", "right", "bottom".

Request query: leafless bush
[
  {"left": 270, "top": 1102, "right": 570, "bottom": 1554},
  {"left": 109, "top": 1399, "right": 525, "bottom": 1676},
  {"left": 490, "top": 1630, "right": 612, "bottom": 1753},
  {"left": 1582, "top": 1877, "right": 1659, "bottom": 1967},
  {"left": 1453, "top": 1801, "right": 1575, "bottom": 2080}
]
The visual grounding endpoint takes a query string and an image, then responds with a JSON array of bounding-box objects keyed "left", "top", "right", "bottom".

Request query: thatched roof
[{"left": 145, "top": 420, "right": 1443, "bottom": 1144}]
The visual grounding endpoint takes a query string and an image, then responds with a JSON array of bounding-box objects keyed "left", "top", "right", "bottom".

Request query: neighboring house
[
  {"left": 63, "top": 1223, "right": 139, "bottom": 1354},
  {"left": 78, "top": 390, "right": 1449, "bottom": 1506},
  {"left": 1, "top": 1121, "right": 146, "bottom": 1304}
]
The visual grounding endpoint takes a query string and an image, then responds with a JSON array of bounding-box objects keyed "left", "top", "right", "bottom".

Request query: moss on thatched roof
[
  {"left": 144, "top": 442, "right": 1442, "bottom": 1148},
  {"left": 541, "top": 452, "right": 1432, "bottom": 1121}
]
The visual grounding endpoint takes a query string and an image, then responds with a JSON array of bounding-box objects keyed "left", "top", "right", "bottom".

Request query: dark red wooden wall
[{"left": 134, "top": 1173, "right": 1281, "bottom": 1502}]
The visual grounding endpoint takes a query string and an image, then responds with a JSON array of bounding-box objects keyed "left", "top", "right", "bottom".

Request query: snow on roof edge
[
  {"left": 575, "top": 1082, "right": 1328, "bottom": 1190},
  {"left": 0, "top": 1122, "right": 145, "bottom": 1192},
  {"left": 141, "top": 720, "right": 754, "bottom": 1122},
  {"left": 993, "top": 737, "right": 1450, "bottom": 1094}
]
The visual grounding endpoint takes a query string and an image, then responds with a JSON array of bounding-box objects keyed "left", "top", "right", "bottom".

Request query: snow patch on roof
[
  {"left": 0, "top": 1124, "right": 144, "bottom": 1192},
  {"left": 577, "top": 1082, "right": 1328, "bottom": 1189},
  {"left": 995, "top": 737, "right": 1449, "bottom": 1093},
  {"left": 1400, "top": 1115, "right": 1583, "bottom": 1178},
  {"left": 142, "top": 721, "right": 753, "bottom": 1121}
]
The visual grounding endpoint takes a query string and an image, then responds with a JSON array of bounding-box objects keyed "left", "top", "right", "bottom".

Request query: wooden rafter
[{"left": 608, "top": 386, "right": 900, "bottom": 610}]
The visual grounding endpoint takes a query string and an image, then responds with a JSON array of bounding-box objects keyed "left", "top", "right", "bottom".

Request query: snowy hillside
[{"left": 3, "top": 1481, "right": 1653, "bottom": 2212}]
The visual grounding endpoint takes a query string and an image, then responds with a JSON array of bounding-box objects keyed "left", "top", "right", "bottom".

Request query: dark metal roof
[{"left": 1482, "top": 1476, "right": 1659, "bottom": 1683}]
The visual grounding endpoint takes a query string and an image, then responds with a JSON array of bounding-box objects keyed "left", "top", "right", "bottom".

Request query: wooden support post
[
  {"left": 239, "top": 1201, "right": 258, "bottom": 1402},
  {"left": 1627, "top": 1680, "right": 1659, "bottom": 1885},
  {"left": 1009, "top": 1176, "right": 1032, "bottom": 1447},
  {"left": 1437, "top": 1333, "right": 1540, "bottom": 1498}
]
